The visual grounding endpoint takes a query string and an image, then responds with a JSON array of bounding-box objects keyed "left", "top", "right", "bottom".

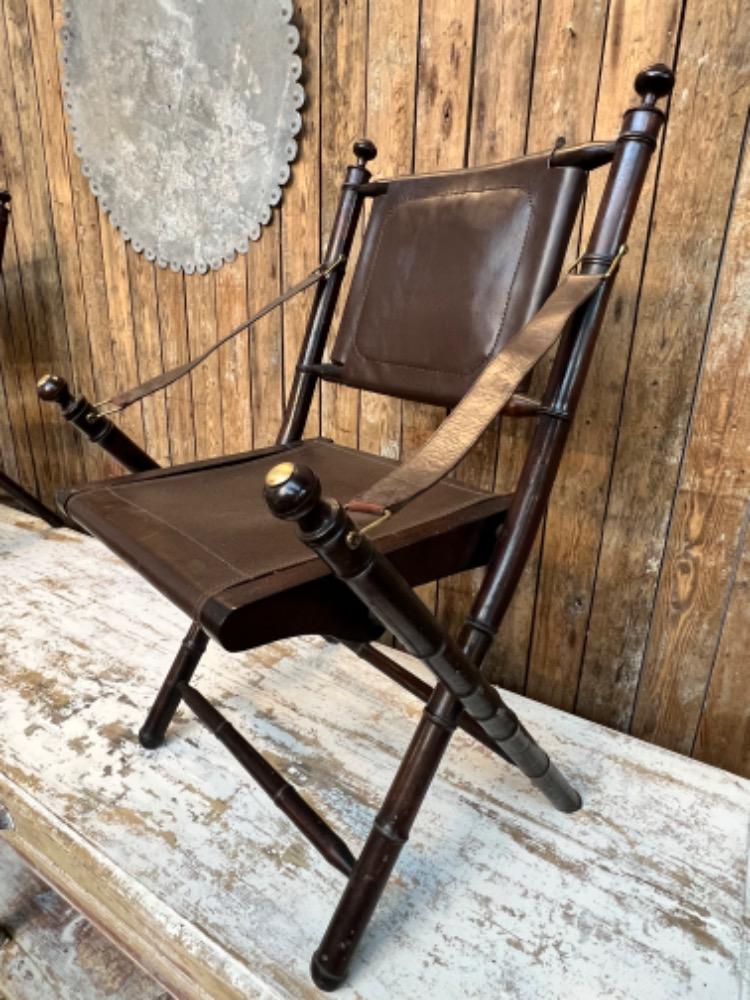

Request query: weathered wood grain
[
  {"left": 185, "top": 270, "right": 223, "bottom": 459},
  {"left": 437, "top": 0, "right": 537, "bottom": 653},
  {"left": 409, "top": 0, "right": 478, "bottom": 614},
  {"left": 281, "top": 0, "right": 322, "bottom": 442},
  {"left": 0, "top": 840, "right": 168, "bottom": 1000},
  {"left": 156, "top": 267, "right": 196, "bottom": 466},
  {"left": 694, "top": 527, "right": 750, "bottom": 779},
  {"left": 486, "top": 0, "right": 609, "bottom": 692},
  {"left": 24, "top": 0, "right": 97, "bottom": 484},
  {"left": 127, "top": 250, "right": 170, "bottom": 468},
  {"left": 319, "top": 0, "right": 366, "bottom": 450},
  {"left": 216, "top": 254, "right": 254, "bottom": 456},
  {"left": 528, "top": 0, "right": 681, "bottom": 711},
  {"left": 249, "top": 219, "right": 283, "bottom": 449},
  {"left": 0, "top": 0, "right": 81, "bottom": 495},
  {"left": 0, "top": 508, "right": 747, "bottom": 999},
  {"left": 630, "top": 122, "right": 750, "bottom": 757},
  {"left": 577, "top": 0, "right": 750, "bottom": 734},
  {"left": 357, "top": 0, "right": 420, "bottom": 460}
]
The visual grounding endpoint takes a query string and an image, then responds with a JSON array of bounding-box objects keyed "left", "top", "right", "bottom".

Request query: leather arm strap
[
  {"left": 346, "top": 272, "right": 604, "bottom": 517},
  {"left": 97, "top": 256, "right": 345, "bottom": 414}
]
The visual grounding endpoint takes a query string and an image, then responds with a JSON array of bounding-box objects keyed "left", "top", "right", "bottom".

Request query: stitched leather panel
[
  {"left": 62, "top": 439, "right": 506, "bottom": 635},
  {"left": 331, "top": 154, "right": 585, "bottom": 406}
]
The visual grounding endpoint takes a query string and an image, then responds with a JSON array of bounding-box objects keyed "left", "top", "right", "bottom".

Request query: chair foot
[
  {"left": 310, "top": 951, "right": 346, "bottom": 992},
  {"left": 138, "top": 623, "right": 209, "bottom": 749},
  {"left": 137, "top": 727, "right": 164, "bottom": 750}
]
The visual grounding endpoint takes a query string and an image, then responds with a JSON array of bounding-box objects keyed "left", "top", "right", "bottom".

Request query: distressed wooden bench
[
  {"left": 0, "top": 839, "right": 167, "bottom": 1000},
  {"left": 0, "top": 506, "right": 748, "bottom": 999}
]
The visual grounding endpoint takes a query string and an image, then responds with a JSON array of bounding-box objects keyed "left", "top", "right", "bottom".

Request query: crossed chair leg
[
  {"left": 135, "top": 461, "right": 582, "bottom": 991},
  {"left": 263, "top": 461, "right": 581, "bottom": 988}
]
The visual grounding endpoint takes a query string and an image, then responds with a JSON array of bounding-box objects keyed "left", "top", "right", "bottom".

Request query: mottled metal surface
[{"left": 60, "top": 1, "right": 303, "bottom": 273}]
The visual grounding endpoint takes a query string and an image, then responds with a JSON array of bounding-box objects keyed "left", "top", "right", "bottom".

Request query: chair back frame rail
[{"left": 36, "top": 65, "right": 674, "bottom": 990}]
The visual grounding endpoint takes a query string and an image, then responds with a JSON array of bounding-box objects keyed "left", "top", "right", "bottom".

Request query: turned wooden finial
[
  {"left": 634, "top": 64, "right": 675, "bottom": 105},
  {"left": 353, "top": 138, "right": 377, "bottom": 167},
  {"left": 36, "top": 373, "right": 72, "bottom": 408},
  {"left": 264, "top": 462, "right": 322, "bottom": 521}
]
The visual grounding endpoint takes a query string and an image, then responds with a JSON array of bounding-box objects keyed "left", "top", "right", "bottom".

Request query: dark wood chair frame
[
  {"left": 38, "top": 66, "right": 673, "bottom": 989},
  {"left": 0, "top": 191, "right": 63, "bottom": 527}
]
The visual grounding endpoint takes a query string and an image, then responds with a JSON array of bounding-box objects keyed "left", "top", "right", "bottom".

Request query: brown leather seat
[{"left": 61, "top": 439, "right": 509, "bottom": 651}]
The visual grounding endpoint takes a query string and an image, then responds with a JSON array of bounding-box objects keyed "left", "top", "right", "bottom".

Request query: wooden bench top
[{"left": 0, "top": 506, "right": 748, "bottom": 999}]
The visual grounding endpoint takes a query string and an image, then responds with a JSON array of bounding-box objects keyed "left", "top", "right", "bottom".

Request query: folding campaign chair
[
  {"left": 38, "top": 65, "right": 674, "bottom": 988},
  {"left": 0, "top": 191, "right": 63, "bottom": 527}
]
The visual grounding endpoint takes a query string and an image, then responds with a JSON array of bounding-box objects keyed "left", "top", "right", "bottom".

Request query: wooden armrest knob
[
  {"left": 37, "top": 373, "right": 72, "bottom": 408},
  {"left": 264, "top": 462, "right": 322, "bottom": 521},
  {"left": 635, "top": 64, "right": 675, "bottom": 103}
]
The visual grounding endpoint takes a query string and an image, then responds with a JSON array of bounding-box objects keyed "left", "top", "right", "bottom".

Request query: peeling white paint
[{"left": 0, "top": 508, "right": 748, "bottom": 999}]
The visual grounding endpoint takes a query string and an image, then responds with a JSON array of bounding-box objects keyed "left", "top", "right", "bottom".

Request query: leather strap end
[
  {"left": 344, "top": 498, "right": 387, "bottom": 516},
  {"left": 110, "top": 361, "right": 192, "bottom": 410}
]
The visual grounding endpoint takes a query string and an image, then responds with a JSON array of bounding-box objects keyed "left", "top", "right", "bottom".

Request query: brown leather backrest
[{"left": 330, "top": 153, "right": 585, "bottom": 407}]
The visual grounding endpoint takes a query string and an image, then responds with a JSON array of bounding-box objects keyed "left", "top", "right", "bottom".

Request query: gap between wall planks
[{"left": 0, "top": 0, "right": 746, "bottom": 777}]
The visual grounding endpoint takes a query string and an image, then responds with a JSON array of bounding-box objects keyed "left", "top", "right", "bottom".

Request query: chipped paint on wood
[
  {"left": 0, "top": 839, "right": 169, "bottom": 999},
  {"left": 0, "top": 507, "right": 748, "bottom": 999}
]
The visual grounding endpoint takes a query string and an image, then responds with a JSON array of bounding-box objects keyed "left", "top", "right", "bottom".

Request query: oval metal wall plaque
[{"left": 60, "top": 1, "right": 303, "bottom": 273}]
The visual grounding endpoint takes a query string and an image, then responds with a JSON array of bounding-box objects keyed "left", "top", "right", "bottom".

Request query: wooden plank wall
[{"left": 0, "top": 0, "right": 747, "bottom": 778}]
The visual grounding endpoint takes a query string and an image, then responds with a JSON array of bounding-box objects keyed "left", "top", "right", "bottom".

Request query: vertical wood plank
[
  {"left": 527, "top": 0, "right": 681, "bottom": 711},
  {"left": 411, "top": 0, "right": 478, "bottom": 612},
  {"left": 281, "top": 0, "right": 321, "bottom": 442},
  {"left": 0, "top": 0, "right": 82, "bottom": 495},
  {"left": 319, "top": 0, "right": 367, "bottom": 450},
  {"left": 693, "top": 527, "right": 750, "bottom": 778},
  {"left": 156, "top": 268, "right": 195, "bottom": 466},
  {"left": 0, "top": 200, "right": 47, "bottom": 493},
  {"left": 487, "top": 0, "right": 608, "bottom": 691},
  {"left": 62, "top": 121, "right": 113, "bottom": 481},
  {"left": 184, "top": 271, "right": 223, "bottom": 459},
  {"left": 357, "top": 0, "right": 420, "bottom": 460},
  {"left": 97, "top": 215, "right": 148, "bottom": 458},
  {"left": 577, "top": 0, "right": 750, "bottom": 733},
  {"left": 127, "top": 249, "right": 170, "bottom": 467},
  {"left": 438, "top": 0, "right": 538, "bottom": 651},
  {"left": 630, "top": 123, "right": 750, "bottom": 753},
  {"left": 248, "top": 221, "right": 283, "bottom": 449},
  {"left": 26, "top": 0, "right": 99, "bottom": 480},
  {"left": 216, "top": 254, "right": 253, "bottom": 456}
]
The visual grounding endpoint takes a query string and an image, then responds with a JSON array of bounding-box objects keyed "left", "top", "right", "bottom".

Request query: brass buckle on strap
[
  {"left": 346, "top": 508, "right": 392, "bottom": 549},
  {"left": 321, "top": 253, "right": 346, "bottom": 277},
  {"left": 358, "top": 508, "right": 392, "bottom": 536}
]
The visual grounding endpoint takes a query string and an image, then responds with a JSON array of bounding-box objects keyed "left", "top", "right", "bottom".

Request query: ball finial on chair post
[
  {"left": 353, "top": 138, "right": 377, "bottom": 168},
  {"left": 634, "top": 64, "right": 675, "bottom": 105},
  {"left": 264, "top": 462, "right": 323, "bottom": 521},
  {"left": 36, "top": 373, "right": 72, "bottom": 409}
]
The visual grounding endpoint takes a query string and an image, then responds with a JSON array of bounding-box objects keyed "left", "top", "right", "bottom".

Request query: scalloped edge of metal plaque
[{"left": 58, "top": 1, "right": 304, "bottom": 274}]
